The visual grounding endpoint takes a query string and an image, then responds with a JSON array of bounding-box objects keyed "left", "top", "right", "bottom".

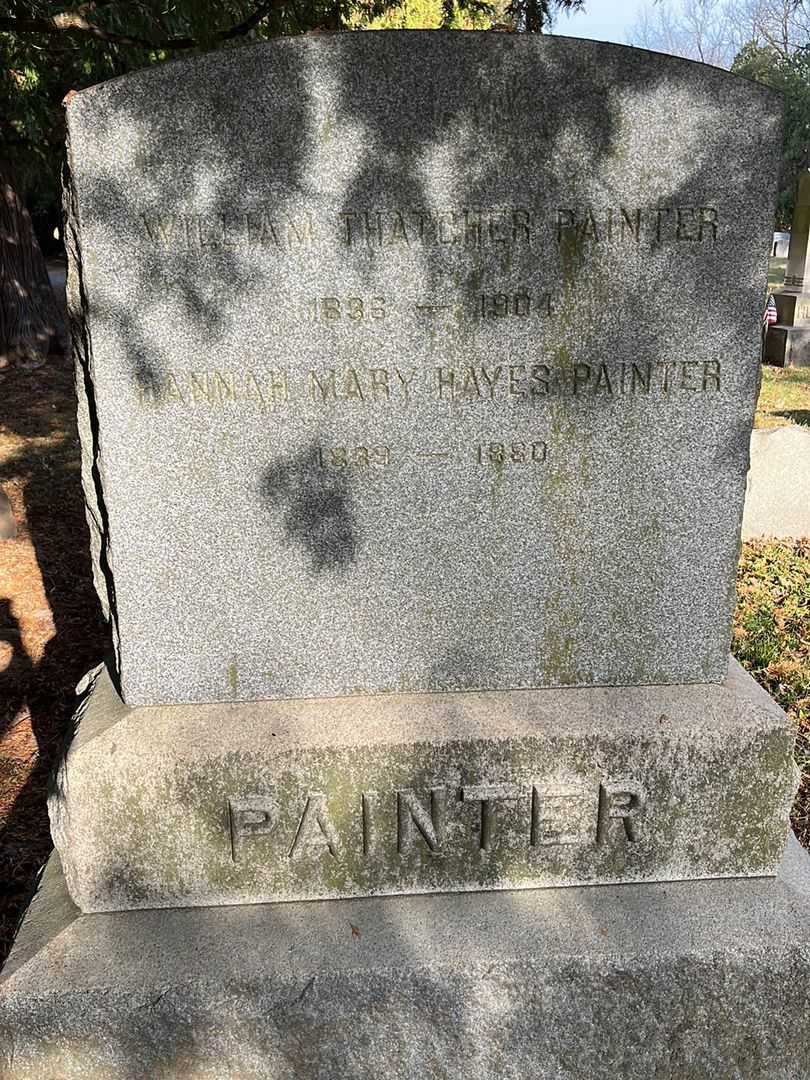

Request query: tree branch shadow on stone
[
  {"left": 0, "top": 39, "right": 781, "bottom": 1080},
  {"left": 261, "top": 443, "right": 359, "bottom": 573}
]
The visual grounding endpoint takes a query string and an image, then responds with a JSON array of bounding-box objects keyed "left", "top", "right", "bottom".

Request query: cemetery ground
[
  {"left": 756, "top": 364, "right": 810, "bottom": 428},
  {"left": 0, "top": 348, "right": 807, "bottom": 969}
]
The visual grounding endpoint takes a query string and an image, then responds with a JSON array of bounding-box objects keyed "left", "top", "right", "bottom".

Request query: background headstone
[{"left": 764, "top": 170, "right": 810, "bottom": 367}]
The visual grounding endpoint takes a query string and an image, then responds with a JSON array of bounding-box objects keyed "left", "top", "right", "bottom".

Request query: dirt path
[{"left": 0, "top": 343, "right": 108, "bottom": 963}]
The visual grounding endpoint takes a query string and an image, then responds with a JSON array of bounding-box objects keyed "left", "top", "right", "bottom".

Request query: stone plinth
[
  {"left": 3, "top": 840, "right": 810, "bottom": 1078},
  {"left": 49, "top": 661, "right": 797, "bottom": 913},
  {"left": 763, "top": 323, "right": 810, "bottom": 367},
  {"left": 64, "top": 34, "right": 780, "bottom": 705}
]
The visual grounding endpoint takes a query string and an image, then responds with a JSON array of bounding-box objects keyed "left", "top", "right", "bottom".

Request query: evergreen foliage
[{"left": 732, "top": 41, "right": 810, "bottom": 227}]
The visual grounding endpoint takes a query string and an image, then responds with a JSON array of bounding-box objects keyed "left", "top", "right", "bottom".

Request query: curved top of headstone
[
  {"left": 65, "top": 31, "right": 781, "bottom": 706},
  {"left": 70, "top": 29, "right": 776, "bottom": 101}
]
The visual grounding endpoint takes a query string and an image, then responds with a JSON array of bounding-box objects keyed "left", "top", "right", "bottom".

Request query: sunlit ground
[{"left": 756, "top": 365, "right": 810, "bottom": 428}]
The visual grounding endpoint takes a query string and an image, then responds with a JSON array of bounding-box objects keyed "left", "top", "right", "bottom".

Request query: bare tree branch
[
  {"left": 0, "top": 13, "right": 158, "bottom": 47},
  {"left": 627, "top": 0, "right": 810, "bottom": 67}
]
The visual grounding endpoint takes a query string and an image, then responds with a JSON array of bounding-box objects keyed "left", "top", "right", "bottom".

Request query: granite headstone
[
  {"left": 763, "top": 170, "right": 810, "bottom": 367},
  {"left": 64, "top": 32, "right": 780, "bottom": 705},
  {"left": 3, "top": 35, "right": 805, "bottom": 1079}
]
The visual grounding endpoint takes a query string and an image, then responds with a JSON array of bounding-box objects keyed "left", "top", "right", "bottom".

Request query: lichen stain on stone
[
  {"left": 488, "top": 454, "right": 505, "bottom": 519},
  {"left": 318, "top": 113, "right": 335, "bottom": 146},
  {"left": 534, "top": 396, "right": 595, "bottom": 686},
  {"left": 228, "top": 660, "right": 239, "bottom": 699},
  {"left": 558, "top": 226, "right": 586, "bottom": 295}
]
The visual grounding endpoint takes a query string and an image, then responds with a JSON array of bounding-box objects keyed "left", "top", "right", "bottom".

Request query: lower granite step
[{"left": 2, "top": 839, "right": 810, "bottom": 1079}]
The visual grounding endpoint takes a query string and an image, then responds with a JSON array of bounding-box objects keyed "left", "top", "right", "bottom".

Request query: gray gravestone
[
  {"left": 64, "top": 32, "right": 780, "bottom": 706},
  {"left": 4, "top": 839, "right": 810, "bottom": 1079},
  {"left": 763, "top": 171, "right": 810, "bottom": 367},
  {"left": 4, "top": 36, "right": 807, "bottom": 1079}
]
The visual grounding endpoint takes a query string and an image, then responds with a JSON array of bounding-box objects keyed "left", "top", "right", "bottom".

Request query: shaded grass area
[
  {"left": 733, "top": 540, "right": 810, "bottom": 847},
  {"left": 756, "top": 365, "right": 810, "bottom": 428}
]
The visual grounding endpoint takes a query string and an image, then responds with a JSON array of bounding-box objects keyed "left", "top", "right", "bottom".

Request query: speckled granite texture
[
  {"left": 3, "top": 840, "right": 810, "bottom": 1078},
  {"left": 48, "top": 659, "right": 797, "bottom": 910},
  {"left": 65, "top": 34, "right": 781, "bottom": 705}
]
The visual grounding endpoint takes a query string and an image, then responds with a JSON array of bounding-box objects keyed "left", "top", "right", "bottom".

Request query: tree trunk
[{"left": 0, "top": 160, "right": 65, "bottom": 371}]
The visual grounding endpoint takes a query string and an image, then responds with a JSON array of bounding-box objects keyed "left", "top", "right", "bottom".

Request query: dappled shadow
[
  {"left": 0, "top": 341, "right": 108, "bottom": 967},
  {"left": 261, "top": 443, "right": 359, "bottom": 572},
  {"left": 771, "top": 408, "right": 810, "bottom": 427},
  {"left": 56, "top": 31, "right": 779, "bottom": 704},
  {"left": 2, "top": 836, "right": 810, "bottom": 1077},
  {"left": 0, "top": 602, "right": 32, "bottom": 732},
  {"left": 0, "top": 36, "right": 788, "bottom": 1065}
]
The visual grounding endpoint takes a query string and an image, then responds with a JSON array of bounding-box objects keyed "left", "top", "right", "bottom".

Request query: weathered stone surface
[
  {"left": 64, "top": 34, "right": 780, "bottom": 706},
  {"left": 49, "top": 660, "right": 796, "bottom": 912},
  {"left": 743, "top": 426, "right": 810, "bottom": 539},
  {"left": 3, "top": 840, "right": 810, "bottom": 1079}
]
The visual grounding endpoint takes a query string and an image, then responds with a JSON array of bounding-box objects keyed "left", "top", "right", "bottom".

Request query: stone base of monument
[
  {"left": 763, "top": 323, "right": 810, "bottom": 367},
  {"left": 2, "top": 840, "right": 810, "bottom": 1078},
  {"left": 49, "top": 660, "right": 796, "bottom": 911}
]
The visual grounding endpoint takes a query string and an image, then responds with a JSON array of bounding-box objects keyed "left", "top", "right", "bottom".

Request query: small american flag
[{"left": 763, "top": 294, "right": 778, "bottom": 327}]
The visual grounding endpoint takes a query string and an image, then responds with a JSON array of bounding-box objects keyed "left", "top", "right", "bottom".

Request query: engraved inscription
[
  {"left": 142, "top": 211, "right": 313, "bottom": 251},
  {"left": 307, "top": 366, "right": 418, "bottom": 404},
  {"left": 598, "top": 782, "right": 648, "bottom": 844},
  {"left": 475, "top": 441, "right": 547, "bottom": 466},
  {"left": 316, "top": 446, "right": 390, "bottom": 469},
  {"left": 307, "top": 296, "right": 387, "bottom": 322},
  {"left": 556, "top": 205, "right": 719, "bottom": 244},
  {"left": 226, "top": 776, "right": 647, "bottom": 866},
  {"left": 462, "top": 784, "right": 522, "bottom": 851},
  {"left": 228, "top": 796, "right": 277, "bottom": 861},
  {"left": 530, "top": 785, "right": 598, "bottom": 847},
  {"left": 340, "top": 208, "right": 534, "bottom": 248},
  {"left": 137, "top": 369, "right": 289, "bottom": 408},
  {"left": 137, "top": 204, "right": 720, "bottom": 252},
  {"left": 397, "top": 787, "right": 447, "bottom": 854},
  {"left": 479, "top": 292, "right": 553, "bottom": 319},
  {"left": 138, "top": 360, "right": 723, "bottom": 410},
  {"left": 289, "top": 793, "right": 341, "bottom": 858}
]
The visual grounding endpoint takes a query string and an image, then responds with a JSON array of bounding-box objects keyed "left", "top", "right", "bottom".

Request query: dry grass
[
  {"left": 733, "top": 539, "right": 810, "bottom": 847},
  {"left": 756, "top": 365, "right": 810, "bottom": 429}
]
